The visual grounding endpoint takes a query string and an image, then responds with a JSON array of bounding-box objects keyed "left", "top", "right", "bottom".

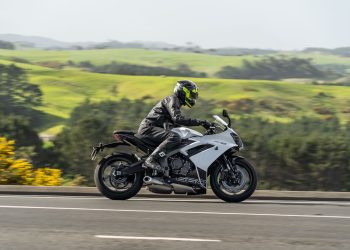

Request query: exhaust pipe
[
  {"left": 171, "top": 183, "right": 197, "bottom": 194},
  {"left": 143, "top": 176, "right": 199, "bottom": 195},
  {"left": 143, "top": 176, "right": 152, "bottom": 184},
  {"left": 143, "top": 176, "right": 172, "bottom": 194},
  {"left": 143, "top": 176, "right": 165, "bottom": 185}
]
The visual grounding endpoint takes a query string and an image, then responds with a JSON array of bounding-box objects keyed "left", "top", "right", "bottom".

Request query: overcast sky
[{"left": 1, "top": 0, "right": 349, "bottom": 50}]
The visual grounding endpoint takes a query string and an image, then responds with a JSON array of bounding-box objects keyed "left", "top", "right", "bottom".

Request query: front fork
[
  {"left": 221, "top": 154, "right": 246, "bottom": 185},
  {"left": 222, "top": 154, "right": 238, "bottom": 173}
]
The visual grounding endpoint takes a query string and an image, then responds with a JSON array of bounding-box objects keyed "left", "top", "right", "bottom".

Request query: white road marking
[
  {"left": 0, "top": 205, "right": 349, "bottom": 219},
  {"left": 0, "top": 195, "right": 105, "bottom": 200},
  {"left": 95, "top": 235, "right": 221, "bottom": 242},
  {"left": 0, "top": 195, "right": 350, "bottom": 206},
  {"left": 131, "top": 198, "right": 350, "bottom": 205},
  {"left": 246, "top": 200, "right": 350, "bottom": 205}
]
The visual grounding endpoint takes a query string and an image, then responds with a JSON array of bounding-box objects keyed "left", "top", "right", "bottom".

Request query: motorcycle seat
[{"left": 113, "top": 130, "right": 158, "bottom": 153}]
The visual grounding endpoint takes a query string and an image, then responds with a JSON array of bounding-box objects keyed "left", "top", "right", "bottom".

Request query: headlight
[{"left": 230, "top": 132, "right": 243, "bottom": 149}]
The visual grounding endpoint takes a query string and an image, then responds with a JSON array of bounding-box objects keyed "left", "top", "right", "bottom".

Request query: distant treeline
[
  {"left": 215, "top": 57, "right": 325, "bottom": 80},
  {"left": 71, "top": 60, "right": 207, "bottom": 78},
  {"left": 201, "top": 48, "right": 276, "bottom": 56},
  {"left": 53, "top": 98, "right": 350, "bottom": 191},
  {"left": 303, "top": 47, "right": 350, "bottom": 57},
  {"left": 91, "top": 40, "right": 277, "bottom": 56},
  {"left": 0, "top": 40, "right": 15, "bottom": 50}
]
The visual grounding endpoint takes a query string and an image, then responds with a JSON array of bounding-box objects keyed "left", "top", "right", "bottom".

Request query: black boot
[
  {"left": 143, "top": 156, "right": 164, "bottom": 173},
  {"left": 142, "top": 150, "right": 166, "bottom": 173}
]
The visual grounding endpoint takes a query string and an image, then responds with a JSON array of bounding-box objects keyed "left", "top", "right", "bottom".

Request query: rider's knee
[{"left": 168, "top": 132, "right": 182, "bottom": 144}]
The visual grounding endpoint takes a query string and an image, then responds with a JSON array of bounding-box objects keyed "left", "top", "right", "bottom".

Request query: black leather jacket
[{"left": 138, "top": 94, "right": 201, "bottom": 132}]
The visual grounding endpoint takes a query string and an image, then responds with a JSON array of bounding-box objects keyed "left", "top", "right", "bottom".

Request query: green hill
[
  {"left": 0, "top": 48, "right": 257, "bottom": 76},
  {"left": 1, "top": 49, "right": 350, "bottom": 136},
  {"left": 2, "top": 48, "right": 350, "bottom": 76}
]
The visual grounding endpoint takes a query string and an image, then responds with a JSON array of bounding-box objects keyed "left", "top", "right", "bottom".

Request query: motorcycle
[{"left": 91, "top": 109, "right": 257, "bottom": 202}]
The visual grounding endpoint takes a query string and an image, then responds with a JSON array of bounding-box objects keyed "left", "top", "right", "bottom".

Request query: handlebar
[{"left": 203, "top": 124, "right": 220, "bottom": 135}]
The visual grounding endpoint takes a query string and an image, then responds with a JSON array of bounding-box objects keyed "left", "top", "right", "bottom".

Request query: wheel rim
[
  {"left": 100, "top": 158, "right": 137, "bottom": 193},
  {"left": 216, "top": 163, "right": 252, "bottom": 196}
]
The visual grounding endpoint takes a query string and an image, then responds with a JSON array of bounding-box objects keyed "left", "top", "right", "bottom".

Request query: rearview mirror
[{"left": 222, "top": 109, "right": 231, "bottom": 127}]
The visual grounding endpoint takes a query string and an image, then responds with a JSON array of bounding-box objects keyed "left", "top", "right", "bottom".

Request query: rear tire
[
  {"left": 94, "top": 153, "right": 143, "bottom": 200},
  {"left": 210, "top": 157, "right": 257, "bottom": 202}
]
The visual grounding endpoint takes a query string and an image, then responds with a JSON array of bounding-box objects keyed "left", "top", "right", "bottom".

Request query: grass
[
  {"left": 1, "top": 49, "right": 350, "bottom": 76},
  {"left": 280, "top": 52, "right": 350, "bottom": 66},
  {"left": 0, "top": 48, "right": 258, "bottom": 76},
  {"left": 1, "top": 49, "right": 350, "bottom": 135}
]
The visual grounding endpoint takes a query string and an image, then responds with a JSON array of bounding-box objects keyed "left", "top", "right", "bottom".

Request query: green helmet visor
[
  {"left": 183, "top": 87, "right": 198, "bottom": 100},
  {"left": 190, "top": 89, "right": 198, "bottom": 99},
  {"left": 183, "top": 87, "right": 198, "bottom": 108}
]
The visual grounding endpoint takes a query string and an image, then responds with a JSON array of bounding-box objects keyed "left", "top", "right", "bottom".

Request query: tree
[
  {"left": 54, "top": 99, "right": 154, "bottom": 183},
  {"left": 53, "top": 98, "right": 350, "bottom": 191},
  {"left": 215, "top": 57, "right": 324, "bottom": 80},
  {"left": 0, "top": 115, "right": 43, "bottom": 160},
  {"left": 78, "top": 60, "right": 207, "bottom": 78},
  {"left": 0, "top": 64, "right": 42, "bottom": 115},
  {"left": 238, "top": 116, "right": 350, "bottom": 191},
  {"left": 0, "top": 64, "right": 48, "bottom": 168},
  {"left": 0, "top": 40, "right": 15, "bottom": 50}
]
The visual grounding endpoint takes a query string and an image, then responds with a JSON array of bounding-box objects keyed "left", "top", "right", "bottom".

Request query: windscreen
[{"left": 213, "top": 115, "right": 228, "bottom": 126}]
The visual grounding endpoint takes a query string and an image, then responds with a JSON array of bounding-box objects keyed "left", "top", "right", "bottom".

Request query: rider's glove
[{"left": 200, "top": 120, "right": 214, "bottom": 130}]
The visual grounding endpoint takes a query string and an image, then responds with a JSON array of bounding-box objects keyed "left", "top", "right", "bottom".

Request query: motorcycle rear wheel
[
  {"left": 210, "top": 157, "right": 257, "bottom": 202},
  {"left": 94, "top": 153, "right": 143, "bottom": 200}
]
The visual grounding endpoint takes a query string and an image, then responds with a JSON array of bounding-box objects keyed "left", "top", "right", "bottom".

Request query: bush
[
  {"left": 0, "top": 137, "right": 62, "bottom": 185},
  {"left": 36, "top": 61, "right": 65, "bottom": 69},
  {"left": 33, "top": 168, "right": 62, "bottom": 186},
  {"left": 76, "top": 60, "right": 207, "bottom": 78},
  {"left": 54, "top": 98, "right": 350, "bottom": 191},
  {"left": 215, "top": 57, "right": 324, "bottom": 80}
]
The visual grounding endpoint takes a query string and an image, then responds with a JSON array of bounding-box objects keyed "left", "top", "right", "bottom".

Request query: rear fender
[
  {"left": 97, "top": 152, "right": 136, "bottom": 165},
  {"left": 91, "top": 141, "right": 128, "bottom": 160}
]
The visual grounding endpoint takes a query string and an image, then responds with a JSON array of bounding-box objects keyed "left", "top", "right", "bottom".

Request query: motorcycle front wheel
[
  {"left": 94, "top": 153, "right": 143, "bottom": 200},
  {"left": 210, "top": 157, "right": 257, "bottom": 202}
]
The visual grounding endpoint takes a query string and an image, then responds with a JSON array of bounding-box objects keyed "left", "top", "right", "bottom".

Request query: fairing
[{"left": 171, "top": 128, "right": 238, "bottom": 172}]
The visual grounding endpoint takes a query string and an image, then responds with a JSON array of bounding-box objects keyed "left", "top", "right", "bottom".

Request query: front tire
[
  {"left": 210, "top": 157, "right": 257, "bottom": 202},
  {"left": 94, "top": 153, "right": 143, "bottom": 200}
]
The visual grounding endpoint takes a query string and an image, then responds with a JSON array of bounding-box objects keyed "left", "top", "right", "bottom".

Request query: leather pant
[{"left": 137, "top": 125, "right": 181, "bottom": 159}]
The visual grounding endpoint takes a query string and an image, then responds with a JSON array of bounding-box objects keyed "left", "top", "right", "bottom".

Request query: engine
[{"left": 168, "top": 154, "right": 193, "bottom": 177}]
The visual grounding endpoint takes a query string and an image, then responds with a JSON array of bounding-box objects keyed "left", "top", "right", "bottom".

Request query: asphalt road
[{"left": 0, "top": 195, "right": 349, "bottom": 250}]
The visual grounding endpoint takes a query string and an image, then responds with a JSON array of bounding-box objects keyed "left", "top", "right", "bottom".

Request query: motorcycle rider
[{"left": 137, "top": 80, "right": 213, "bottom": 173}]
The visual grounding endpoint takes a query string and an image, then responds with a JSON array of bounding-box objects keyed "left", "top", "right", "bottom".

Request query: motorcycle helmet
[{"left": 174, "top": 80, "right": 198, "bottom": 108}]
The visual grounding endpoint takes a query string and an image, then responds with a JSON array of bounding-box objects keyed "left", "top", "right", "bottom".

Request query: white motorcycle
[{"left": 91, "top": 109, "right": 257, "bottom": 202}]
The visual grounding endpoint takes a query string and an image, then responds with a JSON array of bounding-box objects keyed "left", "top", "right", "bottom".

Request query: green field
[
  {"left": 2, "top": 48, "right": 350, "bottom": 76},
  {"left": 1, "top": 48, "right": 350, "bottom": 136},
  {"left": 282, "top": 52, "right": 350, "bottom": 67},
  {"left": 0, "top": 48, "right": 257, "bottom": 76}
]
